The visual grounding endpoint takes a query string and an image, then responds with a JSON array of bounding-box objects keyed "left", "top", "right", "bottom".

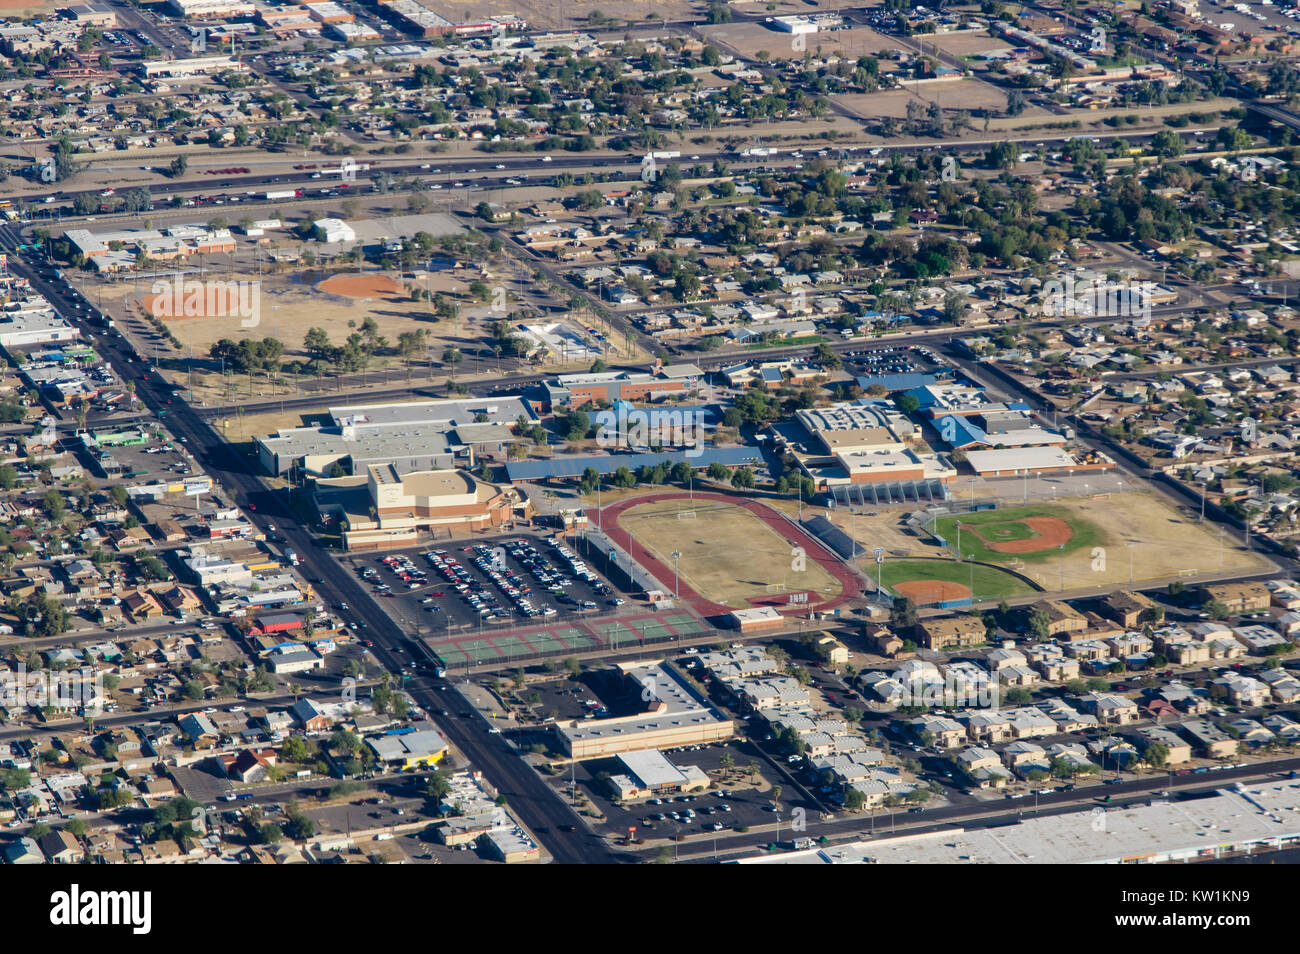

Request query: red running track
[{"left": 597, "top": 491, "right": 860, "bottom": 618}]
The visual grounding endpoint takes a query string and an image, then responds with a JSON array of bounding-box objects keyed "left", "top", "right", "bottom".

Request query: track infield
[{"left": 603, "top": 492, "right": 857, "bottom": 614}]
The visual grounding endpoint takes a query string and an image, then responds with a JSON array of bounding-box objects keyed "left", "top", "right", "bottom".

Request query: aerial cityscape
[{"left": 0, "top": 0, "right": 1296, "bottom": 885}]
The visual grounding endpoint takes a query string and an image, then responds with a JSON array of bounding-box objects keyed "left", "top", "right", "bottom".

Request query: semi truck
[{"left": 264, "top": 189, "right": 303, "bottom": 200}]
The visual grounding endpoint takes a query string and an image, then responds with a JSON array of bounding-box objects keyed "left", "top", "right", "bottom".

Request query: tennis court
[
  {"left": 421, "top": 610, "right": 712, "bottom": 670},
  {"left": 662, "top": 614, "right": 710, "bottom": 635}
]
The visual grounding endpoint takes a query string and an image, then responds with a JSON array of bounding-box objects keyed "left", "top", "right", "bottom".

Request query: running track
[{"left": 598, "top": 492, "right": 861, "bottom": 618}]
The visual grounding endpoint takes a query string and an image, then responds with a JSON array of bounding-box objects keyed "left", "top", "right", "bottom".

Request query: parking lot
[
  {"left": 561, "top": 735, "right": 817, "bottom": 843},
  {"left": 844, "top": 344, "right": 946, "bottom": 380},
  {"left": 348, "top": 531, "right": 629, "bottom": 644}
]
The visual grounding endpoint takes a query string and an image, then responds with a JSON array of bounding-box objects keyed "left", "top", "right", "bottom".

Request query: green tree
[{"left": 1144, "top": 742, "right": 1170, "bottom": 770}]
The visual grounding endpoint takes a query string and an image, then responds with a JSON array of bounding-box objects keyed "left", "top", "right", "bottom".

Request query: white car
[{"left": 541, "top": 156, "right": 553, "bottom": 162}]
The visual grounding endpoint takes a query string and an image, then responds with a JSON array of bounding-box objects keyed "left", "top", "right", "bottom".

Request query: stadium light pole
[
  {"left": 671, "top": 550, "right": 681, "bottom": 599},
  {"left": 1059, "top": 543, "right": 1066, "bottom": 593}
]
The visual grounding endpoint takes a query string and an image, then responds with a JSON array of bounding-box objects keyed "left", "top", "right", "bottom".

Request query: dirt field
[
  {"left": 426, "top": 0, "right": 842, "bottom": 31},
  {"left": 835, "top": 79, "right": 1050, "bottom": 122},
  {"left": 700, "top": 22, "right": 902, "bottom": 60},
  {"left": 212, "top": 408, "right": 331, "bottom": 446},
  {"left": 617, "top": 496, "right": 841, "bottom": 608},
  {"left": 97, "top": 263, "right": 547, "bottom": 403},
  {"left": 925, "top": 30, "right": 1015, "bottom": 58},
  {"left": 317, "top": 274, "right": 407, "bottom": 299},
  {"left": 893, "top": 579, "right": 972, "bottom": 603}
]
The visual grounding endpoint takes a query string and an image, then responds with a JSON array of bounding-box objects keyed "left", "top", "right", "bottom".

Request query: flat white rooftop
[{"left": 736, "top": 779, "right": 1300, "bottom": 864}]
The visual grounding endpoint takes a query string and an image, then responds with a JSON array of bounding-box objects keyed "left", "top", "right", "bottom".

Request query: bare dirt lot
[
  {"left": 835, "top": 78, "right": 1052, "bottom": 122},
  {"left": 426, "top": 0, "right": 841, "bottom": 31},
  {"left": 700, "top": 22, "right": 902, "bottom": 60},
  {"left": 925, "top": 30, "right": 1015, "bottom": 58}
]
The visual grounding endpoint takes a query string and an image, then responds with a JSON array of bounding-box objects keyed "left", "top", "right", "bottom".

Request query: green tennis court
[
  {"left": 664, "top": 614, "right": 710, "bottom": 635},
  {"left": 529, "top": 633, "right": 571, "bottom": 654},
  {"left": 438, "top": 645, "right": 471, "bottom": 665},
  {"left": 489, "top": 634, "right": 532, "bottom": 658}
]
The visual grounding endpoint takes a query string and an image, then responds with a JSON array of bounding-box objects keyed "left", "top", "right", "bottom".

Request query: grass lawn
[
  {"left": 879, "top": 559, "right": 1035, "bottom": 600},
  {"left": 932, "top": 504, "right": 1106, "bottom": 564}
]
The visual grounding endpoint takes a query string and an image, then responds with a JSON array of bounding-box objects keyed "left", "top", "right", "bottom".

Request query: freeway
[
  {"left": 22, "top": 122, "right": 1207, "bottom": 220},
  {"left": 0, "top": 226, "right": 630, "bottom": 865}
]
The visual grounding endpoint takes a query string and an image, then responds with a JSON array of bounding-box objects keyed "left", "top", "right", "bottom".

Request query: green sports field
[
  {"left": 879, "top": 559, "right": 1035, "bottom": 600},
  {"left": 932, "top": 504, "right": 1106, "bottom": 564}
]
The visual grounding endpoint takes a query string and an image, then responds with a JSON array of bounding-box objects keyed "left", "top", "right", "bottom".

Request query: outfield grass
[
  {"left": 932, "top": 504, "right": 1106, "bottom": 564},
  {"left": 879, "top": 559, "right": 1035, "bottom": 600}
]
